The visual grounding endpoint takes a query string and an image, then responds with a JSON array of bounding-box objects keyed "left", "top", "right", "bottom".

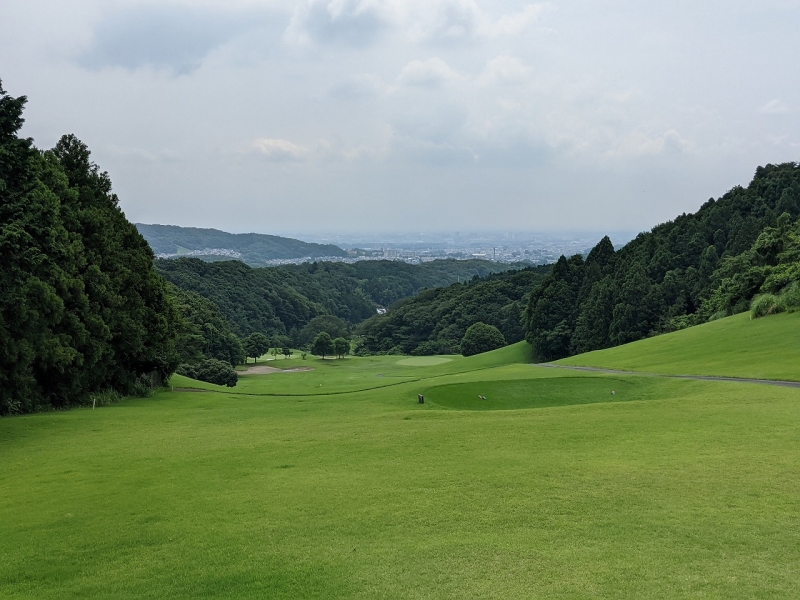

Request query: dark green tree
[
  {"left": 244, "top": 332, "right": 270, "bottom": 363},
  {"left": 460, "top": 322, "right": 506, "bottom": 357},
  {"left": 524, "top": 255, "right": 585, "bottom": 361},
  {"left": 311, "top": 332, "right": 334, "bottom": 358},
  {"left": 0, "top": 81, "right": 179, "bottom": 414},
  {"left": 332, "top": 337, "right": 349, "bottom": 358},
  {"left": 297, "top": 315, "right": 350, "bottom": 348}
]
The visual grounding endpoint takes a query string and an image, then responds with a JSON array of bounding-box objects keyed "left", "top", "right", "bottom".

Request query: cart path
[{"left": 534, "top": 363, "right": 800, "bottom": 389}]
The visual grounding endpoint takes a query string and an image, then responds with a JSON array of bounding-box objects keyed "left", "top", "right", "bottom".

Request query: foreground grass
[
  {"left": 2, "top": 344, "right": 800, "bottom": 598},
  {"left": 558, "top": 311, "right": 800, "bottom": 381}
]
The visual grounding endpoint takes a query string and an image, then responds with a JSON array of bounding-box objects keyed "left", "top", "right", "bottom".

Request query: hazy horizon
[{"left": 3, "top": 1, "right": 798, "bottom": 233}]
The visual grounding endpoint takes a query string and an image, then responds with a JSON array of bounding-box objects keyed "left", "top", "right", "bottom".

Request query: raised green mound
[
  {"left": 421, "top": 376, "right": 666, "bottom": 410},
  {"left": 396, "top": 356, "right": 453, "bottom": 366},
  {"left": 558, "top": 311, "right": 800, "bottom": 381}
]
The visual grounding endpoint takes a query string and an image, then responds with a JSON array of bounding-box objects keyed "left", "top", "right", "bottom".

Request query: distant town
[
  {"left": 155, "top": 231, "right": 635, "bottom": 266},
  {"left": 154, "top": 231, "right": 636, "bottom": 266}
]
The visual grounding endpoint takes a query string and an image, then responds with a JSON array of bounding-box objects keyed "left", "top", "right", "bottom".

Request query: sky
[{"left": 1, "top": 0, "right": 799, "bottom": 235}]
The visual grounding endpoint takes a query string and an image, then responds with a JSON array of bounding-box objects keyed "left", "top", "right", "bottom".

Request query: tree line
[
  {"left": 154, "top": 255, "right": 515, "bottom": 340},
  {"left": 523, "top": 162, "right": 800, "bottom": 360},
  {"left": 1, "top": 82, "right": 179, "bottom": 414}
]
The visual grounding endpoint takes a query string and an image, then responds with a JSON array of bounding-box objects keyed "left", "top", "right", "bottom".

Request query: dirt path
[{"left": 534, "top": 363, "right": 800, "bottom": 389}]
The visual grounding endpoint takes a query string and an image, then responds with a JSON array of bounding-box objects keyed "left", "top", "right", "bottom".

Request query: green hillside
[
  {"left": 156, "top": 257, "right": 517, "bottom": 338},
  {"left": 136, "top": 223, "right": 348, "bottom": 264},
  {"left": 558, "top": 311, "right": 800, "bottom": 381}
]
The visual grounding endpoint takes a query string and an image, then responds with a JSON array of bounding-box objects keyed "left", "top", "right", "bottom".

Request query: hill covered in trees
[
  {"left": 136, "top": 223, "right": 348, "bottom": 264},
  {"left": 155, "top": 257, "right": 515, "bottom": 341},
  {"left": 356, "top": 163, "right": 800, "bottom": 359},
  {"left": 0, "top": 82, "right": 179, "bottom": 415},
  {"left": 356, "top": 266, "right": 550, "bottom": 355},
  {"left": 524, "top": 162, "right": 800, "bottom": 360}
]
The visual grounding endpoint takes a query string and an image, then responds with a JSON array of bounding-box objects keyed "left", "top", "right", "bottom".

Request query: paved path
[{"left": 534, "top": 363, "right": 800, "bottom": 389}]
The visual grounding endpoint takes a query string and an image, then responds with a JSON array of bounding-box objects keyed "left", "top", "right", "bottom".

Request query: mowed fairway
[
  {"left": 558, "top": 311, "right": 800, "bottom": 381},
  {"left": 2, "top": 343, "right": 800, "bottom": 598}
]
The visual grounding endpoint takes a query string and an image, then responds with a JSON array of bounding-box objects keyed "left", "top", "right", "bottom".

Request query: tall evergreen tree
[{"left": 0, "top": 81, "right": 179, "bottom": 414}]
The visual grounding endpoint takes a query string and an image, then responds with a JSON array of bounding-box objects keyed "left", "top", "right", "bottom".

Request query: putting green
[
  {"left": 396, "top": 356, "right": 453, "bottom": 366},
  {"left": 423, "top": 376, "right": 639, "bottom": 410}
]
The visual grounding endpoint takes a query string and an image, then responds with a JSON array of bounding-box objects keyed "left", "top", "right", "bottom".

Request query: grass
[
  {"left": 3, "top": 338, "right": 800, "bottom": 598},
  {"left": 558, "top": 311, "right": 800, "bottom": 381}
]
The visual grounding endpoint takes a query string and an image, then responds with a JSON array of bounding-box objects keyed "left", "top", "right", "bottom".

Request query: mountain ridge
[{"left": 135, "top": 223, "right": 348, "bottom": 265}]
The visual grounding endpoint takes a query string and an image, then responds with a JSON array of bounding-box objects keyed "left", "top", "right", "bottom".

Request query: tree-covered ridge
[
  {"left": 0, "top": 82, "right": 179, "bottom": 415},
  {"left": 524, "top": 162, "right": 800, "bottom": 361},
  {"left": 154, "top": 257, "right": 515, "bottom": 340},
  {"left": 136, "top": 223, "right": 348, "bottom": 264},
  {"left": 356, "top": 266, "right": 550, "bottom": 355}
]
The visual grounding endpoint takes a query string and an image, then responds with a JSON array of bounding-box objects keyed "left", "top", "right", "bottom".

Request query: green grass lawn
[
  {"left": 3, "top": 339, "right": 800, "bottom": 598},
  {"left": 558, "top": 311, "right": 800, "bottom": 381}
]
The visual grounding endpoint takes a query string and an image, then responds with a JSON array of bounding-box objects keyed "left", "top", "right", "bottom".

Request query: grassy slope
[
  {"left": 558, "top": 311, "right": 800, "bottom": 381},
  {"left": 3, "top": 341, "right": 800, "bottom": 598}
]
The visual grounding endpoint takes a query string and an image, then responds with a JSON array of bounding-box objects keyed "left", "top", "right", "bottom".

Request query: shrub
[
  {"left": 750, "top": 294, "right": 785, "bottom": 319},
  {"left": 460, "top": 322, "right": 506, "bottom": 357},
  {"left": 177, "top": 359, "right": 237, "bottom": 387},
  {"left": 90, "top": 389, "right": 124, "bottom": 407},
  {"left": 130, "top": 374, "right": 155, "bottom": 398},
  {"left": 411, "top": 340, "right": 442, "bottom": 356},
  {"left": 779, "top": 281, "right": 800, "bottom": 311}
]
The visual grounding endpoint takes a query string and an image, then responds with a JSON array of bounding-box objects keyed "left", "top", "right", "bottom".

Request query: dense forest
[
  {"left": 523, "top": 162, "right": 800, "bottom": 360},
  {"left": 136, "top": 223, "right": 347, "bottom": 264},
  {"left": 356, "top": 266, "right": 550, "bottom": 355},
  {"left": 0, "top": 82, "right": 179, "bottom": 415},
  {"left": 154, "top": 257, "right": 514, "bottom": 339}
]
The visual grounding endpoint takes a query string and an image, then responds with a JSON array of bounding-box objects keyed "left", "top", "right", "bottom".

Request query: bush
[
  {"left": 130, "top": 374, "right": 155, "bottom": 398},
  {"left": 460, "top": 322, "right": 506, "bottom": 357},
  {"left": 90, "top": 389, "right": 124, "bottom": 407},
  {"left": 750, "top": 294, "right": 785, "bottom": 319},
  {"left": 779, "top": 281, "right": 800, "bottom": 311},
  {"left": 177, "top": 359, "right": 237, "bottom": 387},
  {"left": 410, "top": 340, "right": 442, "bottom": 356}
]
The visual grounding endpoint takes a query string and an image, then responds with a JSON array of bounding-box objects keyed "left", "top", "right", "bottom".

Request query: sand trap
[{"left": 243, "top": 365, "right": 315, "bottom": 375}]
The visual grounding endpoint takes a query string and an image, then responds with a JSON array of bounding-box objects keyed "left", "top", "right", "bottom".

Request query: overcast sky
[{"left": 2, "top": 0, "right": 799, "bottom": 235}]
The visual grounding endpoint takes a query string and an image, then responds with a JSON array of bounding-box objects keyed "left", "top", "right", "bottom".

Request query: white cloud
[
  {"left": 477, "top": 4, "right": 541, "bottom": 38},
  {"left": 251, "top": 137, "right": 311, "bottom": 160},
  {"left": 759, "top": 98, "right": 790, "bottom": 115},
  {"left": 284, "top": 0, "right": 542, "bottom": 45},
  {"left": 478, "top": 55, "right": 532, "bottom": 85},
  {"left": 396, "top": 57, "right": 461, "bottom": 88}
]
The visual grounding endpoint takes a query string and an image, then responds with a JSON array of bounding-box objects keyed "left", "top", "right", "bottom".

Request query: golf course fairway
[{"left": 2, "top": 314, "right": 800, "bottom": 598}]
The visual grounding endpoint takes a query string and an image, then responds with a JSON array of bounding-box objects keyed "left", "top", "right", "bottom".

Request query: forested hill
[
  {"left": 155, "top": 257, "right": 515, "bottom": 338},
  {"left": 524, "top": 162, "right": 800, "bottom": 361},
  {"left": 136, "top": 223, "right": 348, "bottom": 264},
  {"left": 356, "top": 265, "right": 551, "bottom": 355}
]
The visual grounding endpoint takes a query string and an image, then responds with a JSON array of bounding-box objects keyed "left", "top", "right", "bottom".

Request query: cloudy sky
[{"left": 2, "top": 0, "right": 799, "bottom": 235}]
